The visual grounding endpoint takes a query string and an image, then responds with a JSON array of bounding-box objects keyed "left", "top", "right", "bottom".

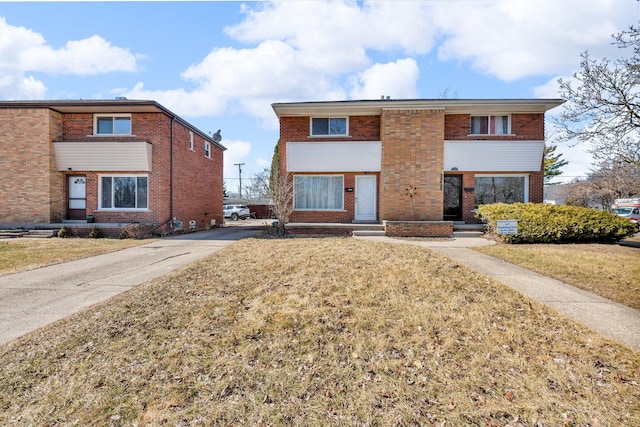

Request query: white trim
[
  {"left": 98, "top": 173, "right": 149, "bottom": 211},
  {"left": 475, "top": 173, "right": 530, "bottom": 203},
  {"left": 310, "top": 117, "right": 349, "bottom": 136},
  {"left": 469, "top": 114, "right": 511, "bottom": 135},
  {"left": 93, "top": 113, "right": 132, "bottom": 135},
  {"left": 355, "top": 175, "right": 376, "bottom": 221},
  {"left": 293, "top": 174, "right": 345, "bottom": 211}
]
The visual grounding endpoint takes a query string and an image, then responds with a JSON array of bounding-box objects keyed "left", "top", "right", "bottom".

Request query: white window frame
[
  {"left": 470, "top": 114, "right": 511, "bottom": 135},
  {"left": 93, "top": 114, "right": 132, "bottom": 135},
  {"left": 474, "top": 174, "right": 529, "bottom": 207},
  {"left": 98, "top": 174, "right": 149, "bottom": 211},
  {"left": 294, "top": 174, "right": 345, "bottom": 211},
  {"left": 204, "top": 141, "right": 211, "bottom": 158},
  {"left": 189, "top": 131, "right": 195, "bottom": 151},
  {"left": 310, "top": 117, "right": 349, "bottom": 137}
]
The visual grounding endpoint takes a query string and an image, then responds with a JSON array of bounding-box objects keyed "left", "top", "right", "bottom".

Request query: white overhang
[
  {"left": 273, "top": 99, "right": 564, "bottom": 117},
  {"left": 53, "top": 141, "right": 152, "bottom": 171},
  {"left": 444, "top": 140, "right": 544, "bottom": 172},
  {"left": 287, "top": 141, "right": 381, "bottom": 172}
]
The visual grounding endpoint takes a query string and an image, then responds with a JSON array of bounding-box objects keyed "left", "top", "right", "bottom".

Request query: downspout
[{"left": 170, "top": 116, "right": 175, "bottom": 228}]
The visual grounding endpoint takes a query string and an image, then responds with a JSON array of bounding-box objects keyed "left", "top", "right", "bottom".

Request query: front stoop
[
  {"left": 352, "top": 229, "right": 386, "bottom": 237},
  {"left": 452, "top": 222, "right": 486, "bottom": 238}
]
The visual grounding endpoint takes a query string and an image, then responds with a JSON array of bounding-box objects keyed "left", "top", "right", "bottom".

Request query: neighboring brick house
[
  {"left": 272, "top": 98, "right": 562, "bottom": 231},
  {"left": 0, "top": 99, "right": 225, "bottom": 235}
]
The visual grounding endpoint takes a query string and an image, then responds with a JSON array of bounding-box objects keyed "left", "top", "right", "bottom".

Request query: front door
[
  {"left": 67, "top": 175, "right": 86, "bottom": 220},
  {"left": 355, "top": 175, "right": 376, "bottom": 222},
  {"left": 443, "top": 174, "right": 462, "bottom": 221}
]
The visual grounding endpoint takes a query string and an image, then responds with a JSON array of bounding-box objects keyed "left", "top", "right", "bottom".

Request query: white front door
[
  {"left": 355, "top": 175, "right": 376, "bottom": 222},
  {"left": 67, "top": 175, "right": 86, "bottom": 220}
]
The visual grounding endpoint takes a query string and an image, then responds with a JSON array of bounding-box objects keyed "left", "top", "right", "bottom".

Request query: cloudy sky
[{"left": 1, "top": 0, "right": 638, "bottom": 191}]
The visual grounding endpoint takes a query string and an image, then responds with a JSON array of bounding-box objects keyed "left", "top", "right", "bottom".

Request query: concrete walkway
[
  {"left": 355, "top": 235, "right": 640, "bottom": 352},
  {"left": 0, "top": 226, "right": 259, "bottom": 345}
]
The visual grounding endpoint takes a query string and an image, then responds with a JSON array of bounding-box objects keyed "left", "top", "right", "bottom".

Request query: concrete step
[
  {"left": 352, "top": 230, "right": 387, "bottom": 237},
  {"left": 23, "top": 230, "right": 57, "bottom": 238},
  {"left": 452, "top": 231, "right": 485, "bottom": 238}
]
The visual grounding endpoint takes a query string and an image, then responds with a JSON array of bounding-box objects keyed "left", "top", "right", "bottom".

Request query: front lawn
[{"left": 1, "top": 238, "right": 637, "bottom": 426}]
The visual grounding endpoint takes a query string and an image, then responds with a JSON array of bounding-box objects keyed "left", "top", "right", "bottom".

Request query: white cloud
[
  {"left": 222, "top": 139, "right": 252, "bottom": 180},
  {"left": 0, "top": 17, "right": 140, "bottom": 99},
  {"left": 349, "top": 58, "right": 419, "bottom": 100},
  {"left": 430, "top": 0, "right": 632, "bottom": 81}
]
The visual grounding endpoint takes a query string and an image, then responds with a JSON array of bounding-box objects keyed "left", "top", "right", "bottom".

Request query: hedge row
[{"left": 475, "top": 203, "right": 637, "bottom": 244}]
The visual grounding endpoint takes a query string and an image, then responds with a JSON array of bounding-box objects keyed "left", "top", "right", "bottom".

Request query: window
[
  {"left": 294, "top": 175, "right": 344, "bottom": 210},
  {"left": 100, "top": 175, "right": 148, "bottom": 209},
  {"left": 204, "top": 142, "right": 211, "bottom": 158},
  {"left": 189, "top": 131, "right": 194, "bottom": 150},
  {"left": 470, "top": 115, "right": 509, "bottom": 135},
  {"left": 474, "top": 175, "right": 528, "bottom": 207},
  {"left": 311, "top": 117, "right": 348, "bottom": 136},
  {"left": 94, "top": 114, "right": 132, "bottom": 135}
]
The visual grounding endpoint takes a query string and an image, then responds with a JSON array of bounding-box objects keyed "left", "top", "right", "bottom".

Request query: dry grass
[
  {"left": 474, "top": 243, "right": 640, "bottom": 310},
  {"left": 0, "top": 237, "right": 150, "bottom": 275},
  {"left": 1, "top": 238, "right": 638, "bottom": 426}
]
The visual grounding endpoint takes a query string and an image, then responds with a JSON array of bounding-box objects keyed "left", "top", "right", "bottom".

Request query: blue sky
[{"left": 1, "top": 0, "right": 638, "bottom": 193}]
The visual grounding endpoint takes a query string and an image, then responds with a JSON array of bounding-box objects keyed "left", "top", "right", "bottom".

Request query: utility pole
[{"left": 234, "top": 163, "right": 245, "bottom": 199}]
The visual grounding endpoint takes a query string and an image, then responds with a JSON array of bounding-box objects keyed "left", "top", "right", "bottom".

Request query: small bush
[
  {"left": 88, "top": 226, "right": 103, "bottom": 239},
  {"left": 57, "top": 226, "right": 71, "bottom": 238},
  {"left": 120, "top": 223, "right": 156, "bottom": 239},
  {"left": 476, "top": 203, "right": 637, "bottom": 243}
]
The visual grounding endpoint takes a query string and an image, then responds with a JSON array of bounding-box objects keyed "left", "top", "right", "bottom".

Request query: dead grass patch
[
  {"left": 0, "top": 238, "right": 638, "bottom": 426},
  {"left": 474, "top": 243, "right": 640, "bottom": 310},
  {"left": 0, "top": 238, "right": 151, "bottom": 275}
]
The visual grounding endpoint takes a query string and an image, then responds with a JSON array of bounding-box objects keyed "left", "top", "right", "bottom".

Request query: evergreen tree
[{"left": 544, "top": 143, "right": 569, "bottom": 184}]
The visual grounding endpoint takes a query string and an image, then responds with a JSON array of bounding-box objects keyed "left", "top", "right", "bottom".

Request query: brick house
[
  {"left": 0, "top": 99, "right": 225, "bottom": 235},
  {"left": 272, "top": 99, "right": 562, "bottom": 235}
]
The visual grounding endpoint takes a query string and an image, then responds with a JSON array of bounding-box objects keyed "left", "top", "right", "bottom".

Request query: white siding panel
[
  {"left": 287, "top": 141, "right": 382, "bottom": 172},
  {"left": 444, "top": 141, "right": 544, "bottom": 172},
  {"left": 54, "top": 142, "right": 152, "bottom": 171}
]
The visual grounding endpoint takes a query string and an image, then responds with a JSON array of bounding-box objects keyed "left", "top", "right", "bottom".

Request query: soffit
[{"left": 272, "top": 99, "right": 564, "bottom": 117}]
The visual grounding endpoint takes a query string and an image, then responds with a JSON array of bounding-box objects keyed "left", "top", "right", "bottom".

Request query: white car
[{"left": 223, "top": 204, "right": 250, "bottom": 221}]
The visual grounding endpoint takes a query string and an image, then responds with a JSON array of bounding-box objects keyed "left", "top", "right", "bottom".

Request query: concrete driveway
[{"left": 0, "top": 226, "right": 261, "bottom": 345}]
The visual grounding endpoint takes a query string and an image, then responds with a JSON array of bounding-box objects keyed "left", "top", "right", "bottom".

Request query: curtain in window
[
  {"left": 474, "top": 176, "right": 525, "bottom": 207},
  {"left": 490, "top": 116, "right": 509, "bottom": 134},
  {"left": 294, "top": 176, "right": 343, "bottom": 210}
]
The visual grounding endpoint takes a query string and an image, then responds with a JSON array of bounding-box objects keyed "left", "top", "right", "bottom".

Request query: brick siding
[
  {"left": 379, "top": 109, "right": 444, "bottom": 221},
  {"left": 1, "top": 106, "right": 224, "bottom": 230}
]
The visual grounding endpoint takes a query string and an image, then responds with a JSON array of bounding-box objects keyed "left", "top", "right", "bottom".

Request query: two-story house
[
  {"left": 272, "top": 98, "right": 562, "bottom": 236},
  {"left": 0, "top": 99, "right": 225, "bottom": 235}
]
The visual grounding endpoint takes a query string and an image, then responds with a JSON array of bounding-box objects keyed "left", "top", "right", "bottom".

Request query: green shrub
[
  {"left": 476, "top": 203, "right": 637, "bottom": 244},
  {"left": 57, "top": 226, "right": 71, "bottom": 238}
]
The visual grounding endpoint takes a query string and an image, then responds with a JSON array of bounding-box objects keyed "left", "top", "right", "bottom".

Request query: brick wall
[
  {"left": 379, "top": 109, "right": 444, "bottom": 221},
  {"left": 444, "top": 113, "right": 545, "bottom": 140},
  {"left": 0, "top": 108, "right": 60, "bottom": 224}
]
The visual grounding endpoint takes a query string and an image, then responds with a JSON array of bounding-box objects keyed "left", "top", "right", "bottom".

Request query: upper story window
[
  {"left": 204, "top": 141, "right": 211, "bottom": 158},
  {"left": 95, "top": 114, "right": 132, "bottom": 135},
  {"left": 470, "top": 115, "right": 509, "bottom": 135},
  {"left": 189, "top": 131, "right": 195, "bottom": 150},
  {"left": 311, "top": 117, "right": 348, "bottom": 136}
]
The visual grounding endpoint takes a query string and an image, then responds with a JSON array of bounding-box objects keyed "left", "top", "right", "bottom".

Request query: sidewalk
[
  {"left": 355, "top": 235, "right": 640, "bottom": 351},
  {"left": 0, "top": 227, "right": 260, "bottom": 345}
]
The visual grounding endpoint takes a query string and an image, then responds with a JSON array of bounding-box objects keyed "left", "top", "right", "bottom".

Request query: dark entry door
[
  {"left": 443, "top": 175, "right": 462, "bottom": 221},
  {"left": 67, "top": 175, "right": 87, "bottom": 220}
]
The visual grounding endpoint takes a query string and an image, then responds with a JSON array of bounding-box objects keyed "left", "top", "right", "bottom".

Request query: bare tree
[
  {"left": 556, "top": 26, "right": 640, "bottom": 166},
  {"left": 564, "top": 161, "right": 640, "bottom": 209},
  {"left": 270, "top": 169, "right": 294, "bottom": 237},
  {"left": 243, "top": 167, "right": 271, "bottom": 200},
  {"left": 269, "top": 140, "right": 294, "bottom": 237}
]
